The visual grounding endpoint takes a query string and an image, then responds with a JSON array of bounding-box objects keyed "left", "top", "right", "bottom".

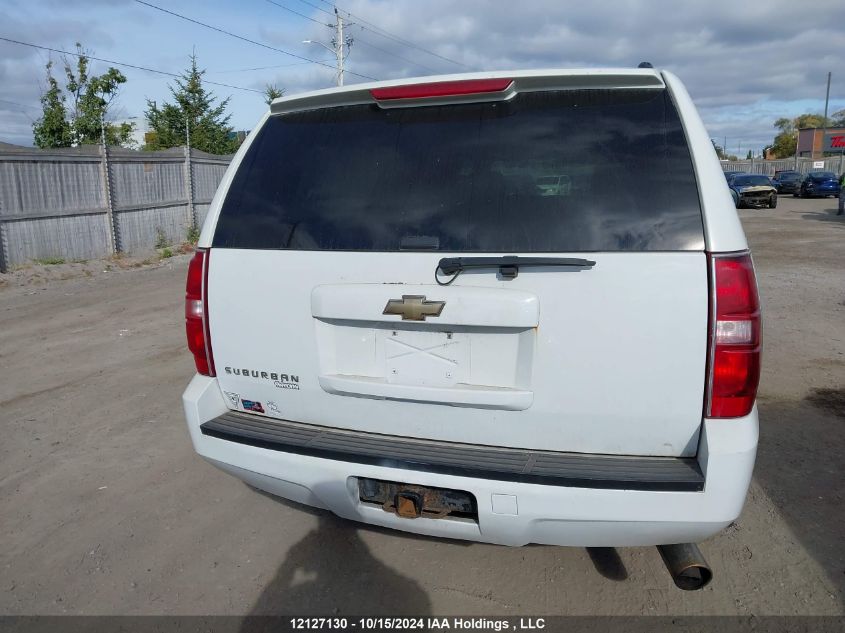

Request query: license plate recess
[{"left": 358, "top": 478, "right": 478, "bottom": 521}]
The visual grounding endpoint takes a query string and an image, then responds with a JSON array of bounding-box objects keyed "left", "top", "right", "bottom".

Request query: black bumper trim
[{"left": 200, "top": 411, "right": 705, "bottom": 492}]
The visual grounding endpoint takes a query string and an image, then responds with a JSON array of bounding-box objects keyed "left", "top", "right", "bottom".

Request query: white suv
[{"left": 182, "top": 69, "right": 760, "bottom": 590}]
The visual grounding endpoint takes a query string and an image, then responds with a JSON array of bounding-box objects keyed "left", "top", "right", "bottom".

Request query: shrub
[
  {"left": 186, "top": 224, "right": 201, "bottom": 244},
  {"left": 154, "top": 227, "right": 168, "bottom": 249}
]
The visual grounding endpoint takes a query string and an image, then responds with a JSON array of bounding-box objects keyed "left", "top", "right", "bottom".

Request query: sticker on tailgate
[{"left": 241, "top": 399, "right": 265, "bottom": 413}]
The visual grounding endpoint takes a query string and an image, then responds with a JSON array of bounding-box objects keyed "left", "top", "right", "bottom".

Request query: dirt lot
[{"left": 0, "top": 196, "right": 843, "bottom": 616}]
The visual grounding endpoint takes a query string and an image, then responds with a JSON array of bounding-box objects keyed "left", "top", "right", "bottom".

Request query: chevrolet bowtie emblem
[{"left": 383, "top": 295, "right": 446, "bottom": 321}]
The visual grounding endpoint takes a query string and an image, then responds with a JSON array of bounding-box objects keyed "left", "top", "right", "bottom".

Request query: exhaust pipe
[{"left": 657, "top": 543, "right": 713, "bottom": 591}]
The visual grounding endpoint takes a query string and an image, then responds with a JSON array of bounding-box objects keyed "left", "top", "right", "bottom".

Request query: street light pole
[
  {"left": 336, "top": 9, "right": 344, "bottom": 87},
  {"left": 820, "top": 71, "right": 831, "bottom": 160},
  {"left": 303, "top": 8, "right": 353, "bottom": 87}
]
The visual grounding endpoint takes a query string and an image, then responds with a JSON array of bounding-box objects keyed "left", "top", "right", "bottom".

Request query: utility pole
[
  {"left": 304, "top": 9, "right": 353, "bottom": 87},
  {"left": 335, "top": 9, "right": 344, "bottom": 87},
  {"left": 820, "top": 71, "right": 831, "bottom": 160}
]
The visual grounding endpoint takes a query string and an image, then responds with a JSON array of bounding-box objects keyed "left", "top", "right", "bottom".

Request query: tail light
[
  {"left": 706, "top": 253, "right": 760, "bottom": 418},
  {"left": 185, "top": 248, "right": 215, "bottom": 376}
]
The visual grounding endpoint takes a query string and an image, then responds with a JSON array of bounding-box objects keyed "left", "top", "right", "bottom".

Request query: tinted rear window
[{"left": 214, "top": 89, "right": 704, "bottom": 252}]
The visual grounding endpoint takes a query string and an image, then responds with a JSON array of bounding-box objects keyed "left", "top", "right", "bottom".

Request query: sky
[{"left": 1, "top": 0, "right": 844, "bottom": 154}]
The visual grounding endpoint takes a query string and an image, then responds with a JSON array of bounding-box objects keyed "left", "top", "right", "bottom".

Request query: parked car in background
[
  {"left": 796, "top": 171, "right": 841, "bottom": 198},
  {"left": 724, "top": 173, "right": 746, "bottom": 208},
  {"left": 771, "top": 170, "right": 802, "bottom": 194},
  {"left": 729, "top": 174, "right": 777, "bottom": 208}
]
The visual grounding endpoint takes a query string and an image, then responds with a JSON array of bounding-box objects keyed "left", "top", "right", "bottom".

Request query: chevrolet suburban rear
[{"left": 182, "top": 68, "right": 760, "bottom": 590}]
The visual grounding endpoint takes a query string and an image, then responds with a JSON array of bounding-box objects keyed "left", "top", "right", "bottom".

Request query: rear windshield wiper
[{"left": 436, "top": 256, "right": 596, "bottom": 285}]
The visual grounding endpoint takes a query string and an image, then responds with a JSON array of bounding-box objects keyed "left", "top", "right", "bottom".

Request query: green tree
[
  {"left": 745, "top": 150, "right": 753, "bottom": 160},
  {"left": 794, "top": 113, "right": 826, "bottom": 130},
  {"left": 770, "top": 133, "right": 796, "bottom": 158},
  {"left": 32, "top": 44, "right": 133, "bottom": 148},
  {"left": 768, "top": 113, "right": 827, "bottom": 159},
  {"left": 63, "top": 44, "right": 133, "bottom": 146},
  {"left": 144, "top": 55, "right": 238, "bottom": 154},
  {"left": 32, "top": 61, "right": 72, "bottom": 148},
  {"left": 264, "top": 83, "right": 285, "bottom": 106}
]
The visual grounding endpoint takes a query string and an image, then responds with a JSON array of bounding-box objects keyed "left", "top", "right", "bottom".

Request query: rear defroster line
[{"left": 435, "top": 256, "right": 596, "bottom": 285}]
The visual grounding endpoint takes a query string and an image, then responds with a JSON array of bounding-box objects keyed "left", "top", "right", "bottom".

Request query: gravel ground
[{"left": 0, "top": 196, "right": 843, "bottom": 615}]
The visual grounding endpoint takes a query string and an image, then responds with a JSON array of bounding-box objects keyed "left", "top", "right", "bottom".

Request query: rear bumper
[{"left": 182, "top": 375, "right": 758, "bottom": 547}]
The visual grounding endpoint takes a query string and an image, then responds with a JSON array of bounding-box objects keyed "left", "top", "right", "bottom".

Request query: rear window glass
[{"left": 214, "top": 89, "right": 704, "bottom": 252}]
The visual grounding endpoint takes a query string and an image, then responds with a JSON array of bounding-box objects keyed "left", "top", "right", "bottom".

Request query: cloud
[{"left": 1, "top": 0, "right": 844, "bottom": 150}]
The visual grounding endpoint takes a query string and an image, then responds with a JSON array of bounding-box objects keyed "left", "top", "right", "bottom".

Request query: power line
[
  {"left": 295, "top": 0, "right": 334, "bottom": 16},
  {"left": 0, "top": 98, "right": 40, "bottom": 111},
  {"left": 265, "top": 0, "right": 436, "bottom": 74},
  {"left": 0, "top": 36, "right": 264, "bottom": 93},
  {"left": 264, "top": 0, "right": 330, "bottom": 26},
  {"left": 208, "top": 60, "right": 322, "bottom": 74},
  {"left": 134, "top": 0, "right": 376, "bottom": 81},
  {"left": 315, "top": 0, "right": 468, "bottom": 68},
  {"left": 354, "top": 36, "right": 438, "bottom": 74}
]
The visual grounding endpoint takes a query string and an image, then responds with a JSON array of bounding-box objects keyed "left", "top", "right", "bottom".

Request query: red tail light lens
[
  {"left": 185, "top": 249, "right": 215, "bottom": 376},
  {"left": 370, "top": 78, "right": 513, "bottom": 101},
  {"left": 707, "top": 253, "right": 760, "bottom": 418}
]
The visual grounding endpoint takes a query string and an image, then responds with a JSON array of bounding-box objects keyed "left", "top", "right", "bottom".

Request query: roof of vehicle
[
  {"left": 731, "top": 174, "right": 772, "bottom": 184},
  {"left": 268, "top": 69, "right": 665, "bottom": 115}
]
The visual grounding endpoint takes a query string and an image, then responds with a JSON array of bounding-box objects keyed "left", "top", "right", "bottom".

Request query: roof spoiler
[{"left": 269, "top": 69, "right": 665, "bottom": 115}]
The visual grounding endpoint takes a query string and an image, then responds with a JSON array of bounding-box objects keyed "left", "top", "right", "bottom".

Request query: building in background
[{"left": 796, "top": 127, "right": 845, "bottom": 158}]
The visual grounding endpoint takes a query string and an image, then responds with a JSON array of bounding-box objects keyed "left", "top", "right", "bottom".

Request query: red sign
[{"left": 823, "top": 132, "right": 845, "bottom": 151}]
